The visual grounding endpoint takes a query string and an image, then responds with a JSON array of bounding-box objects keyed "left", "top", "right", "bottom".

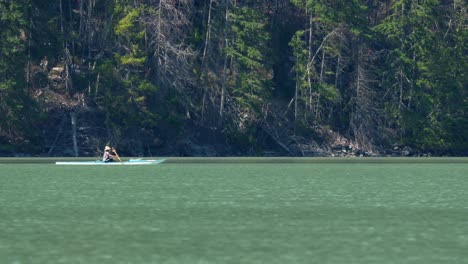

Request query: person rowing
[{"left": 102, "top": 145, "right": 121, "bottom": 162}]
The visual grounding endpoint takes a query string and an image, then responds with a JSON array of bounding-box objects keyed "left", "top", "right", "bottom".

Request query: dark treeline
[{"left": 0, "top": 0, "right": 466, "bottom": 156}]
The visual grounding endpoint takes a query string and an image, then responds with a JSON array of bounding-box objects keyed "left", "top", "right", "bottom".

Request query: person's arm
[{"left": 111, "top": 149, "right": 122, "bottom": 162}]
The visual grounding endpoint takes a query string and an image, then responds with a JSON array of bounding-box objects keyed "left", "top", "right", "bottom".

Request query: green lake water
[{"left": 0, "top": 159, "right": 467, "bottom": 263}]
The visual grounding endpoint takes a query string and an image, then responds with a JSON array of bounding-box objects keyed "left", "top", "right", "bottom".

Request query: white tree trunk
[
  {"left": 200, "top": 0, "right": 214, "bottom": 123},
  {"left": 202, "top": 0, "right": 214, "bottom": 65},
  {"left": 294, "top": 71, "right": 299, "bottom": 134},
  {"left": 219, "top": 0, "right": 230, "bottom": 125},
  {"left": 306, "top": 8, "right": 313, "bottom": 112},
  {"left": 71, "top": 112, "right": 79, "bottom": 157}
]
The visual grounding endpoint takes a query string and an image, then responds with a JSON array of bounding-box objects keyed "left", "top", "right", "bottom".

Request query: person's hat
[{"left": 105, "top": 146, "right": 111, "bottom": 151}]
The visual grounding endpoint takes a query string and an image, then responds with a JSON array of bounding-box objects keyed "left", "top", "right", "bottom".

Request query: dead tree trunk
[
  {"left": 48, "top": 115, "right": 66, "bottom": 155},
  {"left": 294, "top": 70, "right": 299, "bottom": 134},
  {"left": 306, "top": 7, "right": 313, "bottom": 113},
  {"left": 155, "top": 0, "right": 162, "bottom": 87},
  {"left": 70, "top": 112, "right": 79, "bottom": 157},
  {"left": 314, "top": 50, "right": 326, "bottom": 120},
  {"left": 349, "top": 41, "right": 376, "bottom": 152},
  {"left": 219, "top": 0, "right": 230, "bottom": 126},
  {"left": 201, "top": 0, "right": 214, "bottom": 123}
]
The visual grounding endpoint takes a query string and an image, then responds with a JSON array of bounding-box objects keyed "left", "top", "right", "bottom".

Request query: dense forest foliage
[{"left": 0, "top": 0, "right": 466, "bottom": 156}]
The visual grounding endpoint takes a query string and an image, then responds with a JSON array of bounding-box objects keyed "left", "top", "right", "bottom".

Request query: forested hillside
[{"left": 0, "top": 0, "right": 466, "bottom": 157}]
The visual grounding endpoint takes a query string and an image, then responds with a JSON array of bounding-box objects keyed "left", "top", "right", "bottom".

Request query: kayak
[{"left": 55, "top": 159, "right": 166, "bottom": 165}]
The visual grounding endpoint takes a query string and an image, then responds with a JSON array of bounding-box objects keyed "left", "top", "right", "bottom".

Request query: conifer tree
[{"left": 0, "top": 0, "right": 39, "bottom": 150}]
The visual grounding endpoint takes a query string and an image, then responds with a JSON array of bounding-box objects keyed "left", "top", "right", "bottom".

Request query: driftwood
[{"left": 261, "top": 126, "right": 293, "bottom": 155}]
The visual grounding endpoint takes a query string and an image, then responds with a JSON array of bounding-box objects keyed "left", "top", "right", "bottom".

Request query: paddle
[{"left": 112, "top": 147, "right": 123, "bottom": 163}]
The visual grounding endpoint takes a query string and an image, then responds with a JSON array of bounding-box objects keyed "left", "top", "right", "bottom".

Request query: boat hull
[{"left": 55, "top": 159, "right": 166, "bottom": 165}]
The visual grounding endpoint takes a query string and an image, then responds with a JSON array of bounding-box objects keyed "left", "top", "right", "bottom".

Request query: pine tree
[{"left": 0, "top": 0, "right": 40, "bottom": 151}]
